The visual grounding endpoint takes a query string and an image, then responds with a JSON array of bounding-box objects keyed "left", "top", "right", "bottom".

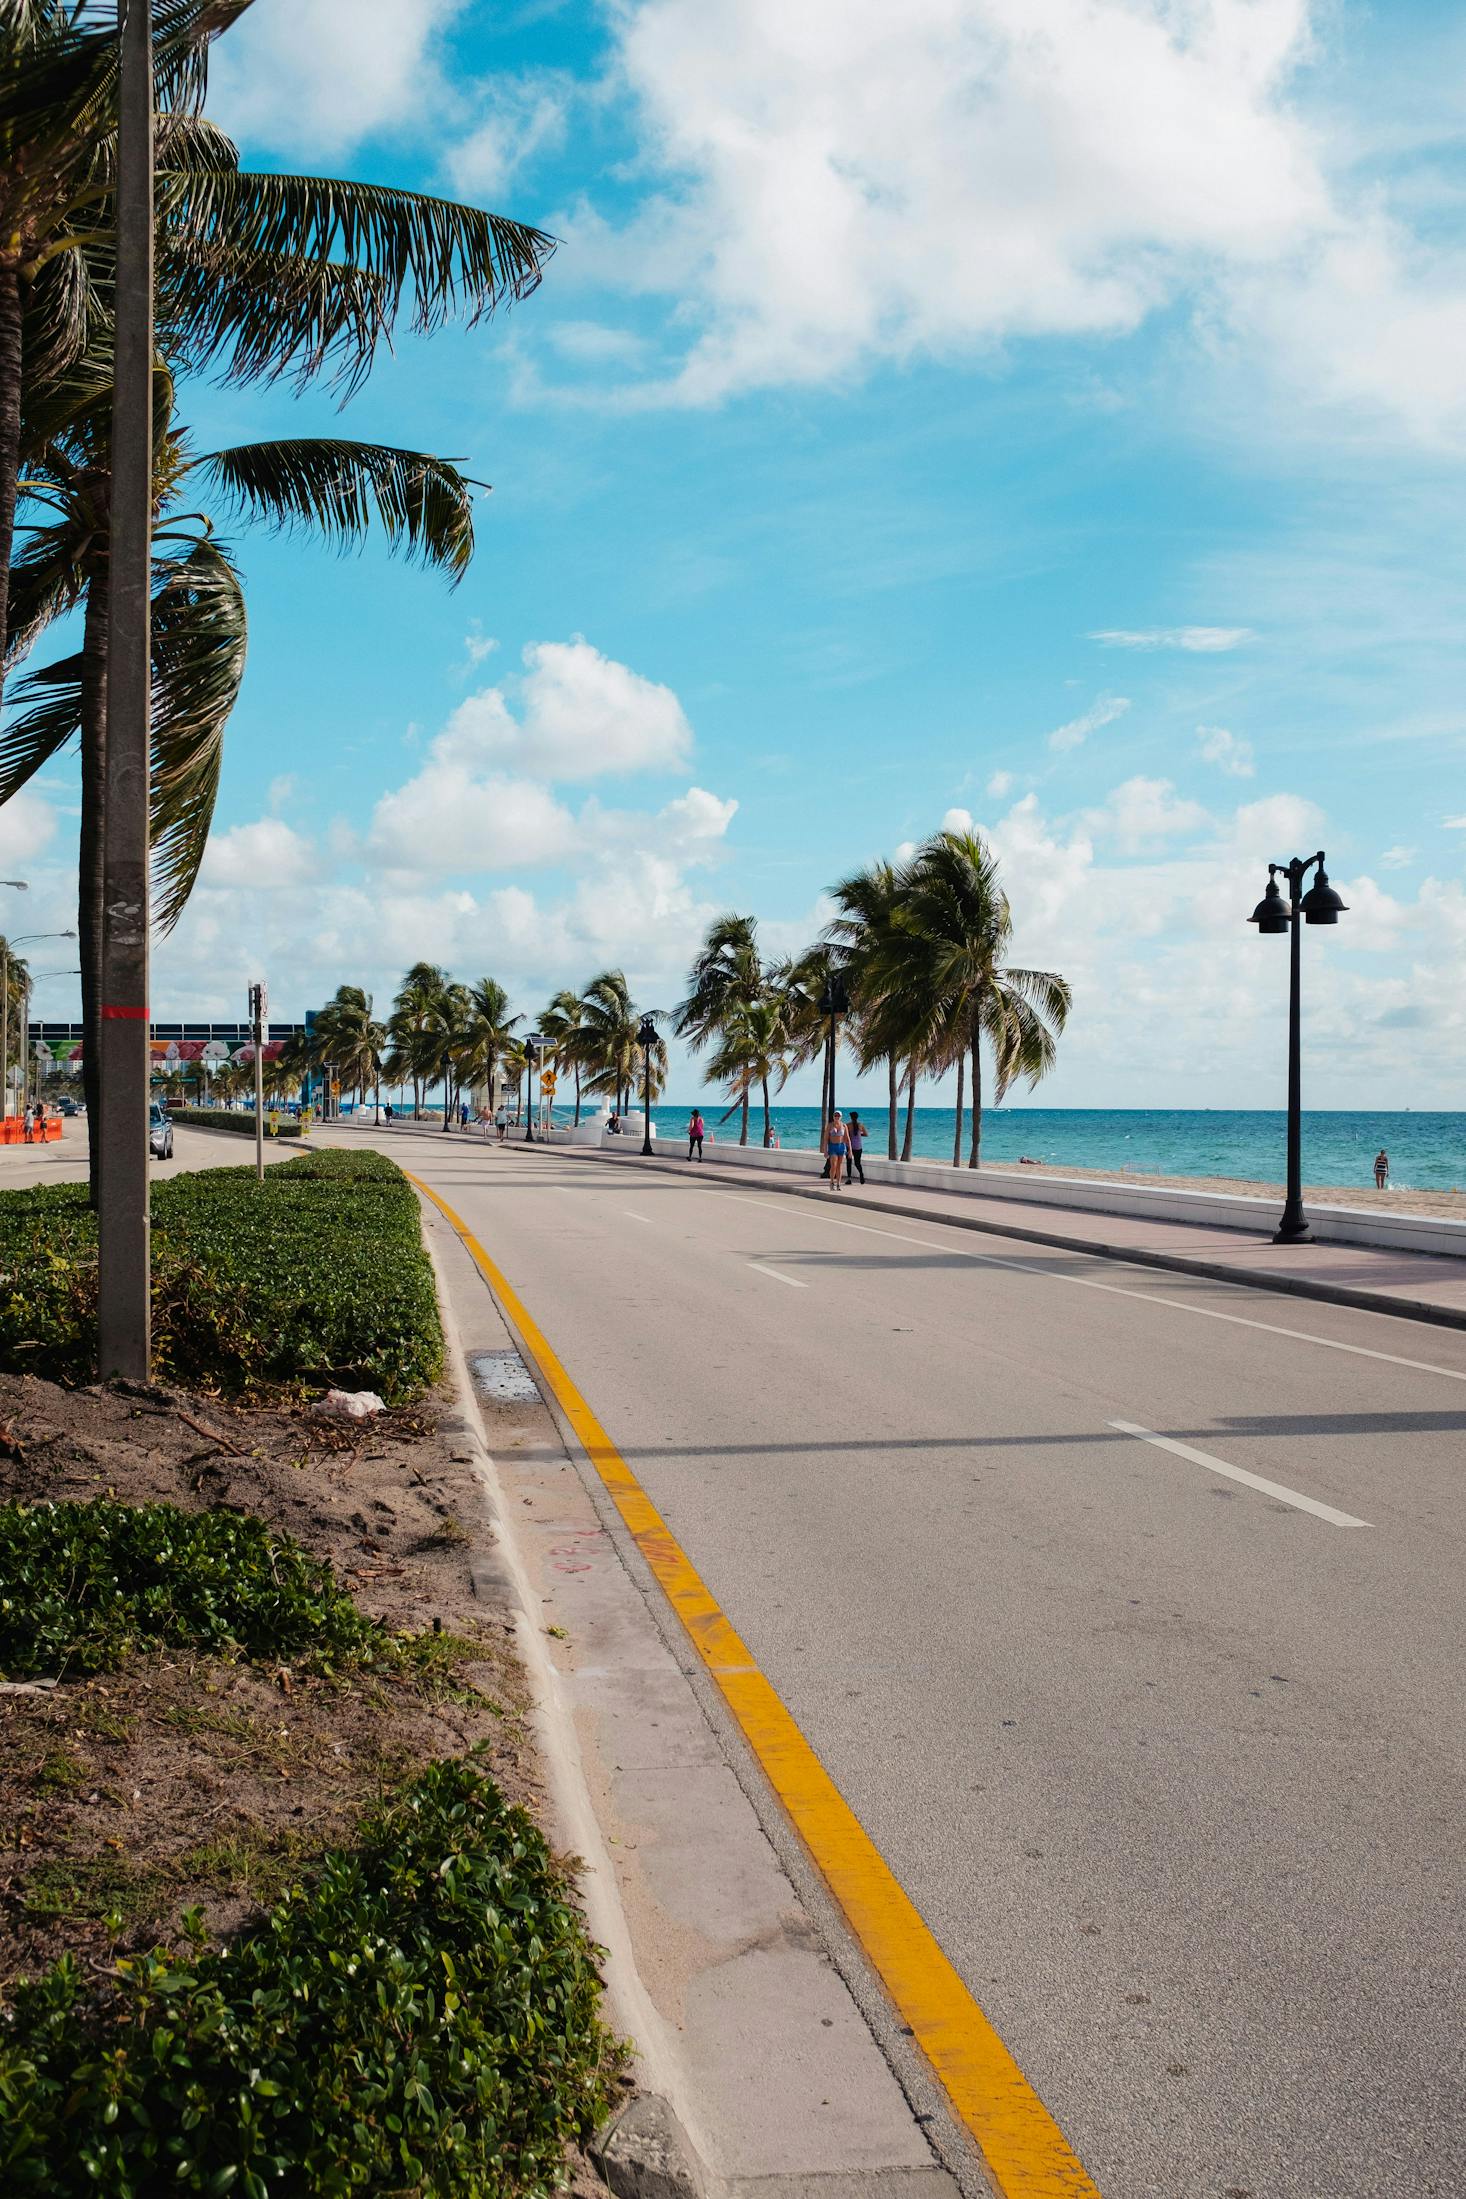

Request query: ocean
[{"left": 595, "top": 1106, "right": 1466, "bottom": 1192}]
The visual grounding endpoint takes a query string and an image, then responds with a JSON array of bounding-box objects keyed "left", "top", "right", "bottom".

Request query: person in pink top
[{"left": 687, "top": 1109, "right": 705, "bottom": 1161}]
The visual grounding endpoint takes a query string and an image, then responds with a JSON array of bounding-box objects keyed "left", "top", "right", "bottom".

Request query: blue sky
[{"left": 10, "top": 0, "right": 1466, "bottom": 1106}]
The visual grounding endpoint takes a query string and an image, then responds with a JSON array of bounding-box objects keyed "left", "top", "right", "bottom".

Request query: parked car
[{"left": 148, "top": 1103, "right": 174, "bottom": 1160}]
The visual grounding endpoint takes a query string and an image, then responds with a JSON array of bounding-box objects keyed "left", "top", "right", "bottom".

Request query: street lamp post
[
  {"left": 1, "top": 931, "right": 75, "bottom": 1119},
  {"left": 523, "top": 1037, "right": 540, "bottom": 1142},
  {"left": 637, "top": 1015, "right": 658, "bottom": 1155},
  {"left": 817, "top": 972, "right": 849, "bottom": 1174},
  {"left": 1248, "top": 850, "right": 1348, "bottom": 1244}
]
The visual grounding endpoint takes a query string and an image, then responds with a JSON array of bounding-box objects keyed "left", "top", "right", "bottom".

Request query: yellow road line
[{"left": 409, "top": 1169, "right": 1101, "bottom": 2198}]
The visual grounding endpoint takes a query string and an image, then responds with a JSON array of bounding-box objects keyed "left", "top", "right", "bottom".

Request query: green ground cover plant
[
  {"left": 0, "top": 1500, "right": 386, "bottom": 1680},
  {"left": 0, "top": 1148, "right": 441, "bottom": 1398},
  {"left": 0, "top": 1756, "right": 621, "bottom": 2198}
]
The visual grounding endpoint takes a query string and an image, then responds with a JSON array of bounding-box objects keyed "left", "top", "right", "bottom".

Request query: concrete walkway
[{"left": 564, "top": 1137, "right": 1466, "bottom": 1329}]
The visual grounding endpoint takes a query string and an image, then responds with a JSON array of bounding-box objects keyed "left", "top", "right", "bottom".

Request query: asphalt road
[{"left": 384, "top": 1134, "right": 1464, "bottom": 2199}]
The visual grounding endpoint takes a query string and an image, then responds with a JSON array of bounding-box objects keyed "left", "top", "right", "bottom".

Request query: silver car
[{"left": 148, "top": 1103, "right": 174, "bottom": 1160}]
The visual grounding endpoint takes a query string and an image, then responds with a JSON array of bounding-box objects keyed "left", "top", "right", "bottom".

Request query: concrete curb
[
  {"left": 568, "top": 1145, "right": 1466, "bottom": 1336},
  {"left": 590, "top": 2096, "right": 707, "bottom": 2199}
]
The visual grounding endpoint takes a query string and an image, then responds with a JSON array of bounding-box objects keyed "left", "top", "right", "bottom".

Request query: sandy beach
[{"left": 986, "top": 1158, "right": 1466, "bottom": 1220}]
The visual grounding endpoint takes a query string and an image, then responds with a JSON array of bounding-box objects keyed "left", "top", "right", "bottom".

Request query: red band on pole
[{"left": 100, "top": 1005, "right": 149, "bottom": 1020}]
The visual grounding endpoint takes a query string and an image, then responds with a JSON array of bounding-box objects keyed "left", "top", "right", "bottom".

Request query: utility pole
[
  {"left": 97, "top": 0, "right": 154, "bottom": 1377},
  {"left": 250, "top": 980, "right": 267, "bottom": 1181}
]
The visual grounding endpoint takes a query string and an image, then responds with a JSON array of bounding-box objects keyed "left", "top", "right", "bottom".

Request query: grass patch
[
  {"left": 0, "top": 1755, "right": 622, "bottom": 2197},
  {"left": 23, "top": 1858, "right": 162, "bottom": 1928},
  {"left": 0, "top": 1146, "right": 441, "bottom": 1400},
  {"left": 0, "top": 1500, "right": 390, "bottom": 1681}
]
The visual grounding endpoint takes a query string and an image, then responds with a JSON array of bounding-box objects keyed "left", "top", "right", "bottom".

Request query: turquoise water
[{"left": 598, "top": 1107, "right": 1466, "bottom": 1192}]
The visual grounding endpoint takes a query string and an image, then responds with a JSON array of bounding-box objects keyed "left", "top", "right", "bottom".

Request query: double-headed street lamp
[
  {"left": 523, "top": 1036, "right": 541, "bottom": 1143},
  {"left": 817, "top": 972, "right": 849, "bottom": 1156},
  {"left": 636, "top": 1015, "right": 658, "bottom": 1156},
  {"left": 1248, "top": 849, "right": 1347, "bottom": 1244}
]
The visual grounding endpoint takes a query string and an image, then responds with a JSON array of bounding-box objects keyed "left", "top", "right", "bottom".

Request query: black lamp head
[
  {"left": 1300, "top": 859, "right": 1347, "bottom": 926},
  {"left": 819, "top": 973, "right": 850, "bottom": 1017},
  {"left": 1248, "top": 872, "right": 1291, "bottom": 934},
  {"left": 636, "top": 1015, "right": 658, "bottom": 1048}
]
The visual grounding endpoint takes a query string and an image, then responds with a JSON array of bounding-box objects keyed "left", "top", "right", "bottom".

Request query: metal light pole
[
  {"left": 817, "top": 973, "right": 848, "bottom": 1174},
  {"left": 97, "top": 0, "right": 155, "bottom": 1378},
  {"left": 3, "top": 931, "right": 75, "bottom": 1118},
  {"left": 523, "top": 1037, "right": 540, "bottom": 1142},
  {"left": 249, "top": 981, "right": 267, "bottom": 1183},
  {"left": 1248, "top": 850, "right": 1348, "bottom": 1244},
  {"left": 637, "top": 1015, "right": 658, "bottom": 1155}
]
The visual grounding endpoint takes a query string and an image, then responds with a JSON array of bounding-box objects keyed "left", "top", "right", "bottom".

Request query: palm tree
[
  {"left": 2, "top": 357, "right": 475, "bottom": 1191},
  {"left": 574, "top": 971, "right": 644, "bottom": 1118},
  {"left": 0, "top": 0, "right": 553, "bottom": 708},
  {"left": 827, "top": 857, "right": 912, "bottom": 1159},
  {"left": 458, "top": 977, "right": 520, "bottom": 1118},
  {"left": 539, "top": 987, "right": 585, "bottom": 1124},
  {"left": 312, "top": 985, "right": 385, "bottom": 1113},
  {"left": 0, "top": 936, "right": 27, "bottom": 1115},
  {"left": 675, "top": 913, "right": 766, "bottom": 1145},
  {"left": 387, "top": 963, "right": 448, "bottom": 1118},
  {"left": 705, "top": 996, "right": 789, "bottom": 1148},
  {"left": 872, "top": 830, "right": 1072, "bottom": 1167},
  {"left": 424, "top": 980, "right": 471, "bottom": 1129}
]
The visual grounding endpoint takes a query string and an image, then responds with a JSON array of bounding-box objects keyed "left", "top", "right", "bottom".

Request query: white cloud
[
  {"left": 0, "top": 788, "right": 58, "bottom": 872},
  {"left": 1380, "top": 846, "right": 1416, "bottom": 869},
  {"left": 368, "top": 771, "right": 578, "bottom": 875},
  {"left": 208, "top": 0, "right": 461, "bottom": 156},
  {"left": 446, "top": 77, "right": 567, "bottom": 197},
  {"left": 1048, "top": 693, "right": 1130, "bottom": 754},
  {"left": 1196, "top": 724, "right": 1256, "bottom": 777},
  {"left": 587, "top": 0, "right": 1328, "bottom": 406},
  {"left": 439, "top": 638, "right": 693, "bottom": 781},
  {"left": 201, "top": 819, "right": 318, "bottom": 890},
  {"left": 1091, "top": 627, "right": 1255, "bottom": 652},
  {"left": 266, "top": 774, "right": 297, "bottom": 814},
  {"left": 986, "top": 770, "right": 1015, "bottom": 798},
  {"left": 1082, "top": 777, "right": 1211, "bottom": 853},
  {"left": 546, "top": 321, "right": 652, "bottom": 368},
  {"left": 941, "top": 806, "right": 975, "bottom": 835},
  {"left": 1445, "top": 814, "right": 1466, "bottom": 829}
]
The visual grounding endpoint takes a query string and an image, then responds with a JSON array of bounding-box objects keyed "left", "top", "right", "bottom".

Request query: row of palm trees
[
  {"left": 295, "top": 965, "right": 669, "bottom": 1129},
  {"left": 0, "top": 3, "right": 553, "bottom": 1197},
  {"left": 294, "top": 824, "right": 1067, "bottom": 1169},
  {"left": 675, "top": 826, "right": 1072, "bottom": 1167}
]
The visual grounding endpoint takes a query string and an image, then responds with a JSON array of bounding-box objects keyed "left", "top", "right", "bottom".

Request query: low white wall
[{"left": 627, "top": 1135, "right": 1466, "bottom": 1261}]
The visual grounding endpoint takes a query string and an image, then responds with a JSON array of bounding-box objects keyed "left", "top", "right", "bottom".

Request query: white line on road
[
  {"left": 1108, "top": 1420, "right": 1370, "bottom": 1527},
  {"left": 622, "top": 1210, "right": 655, "bottom": 1224},
  {"left": 748, "top": 1260, "right": 807, "bottom": 1288},
  {"left": 693, "top": 1186, "right": 1466, "bottom": 1385}
]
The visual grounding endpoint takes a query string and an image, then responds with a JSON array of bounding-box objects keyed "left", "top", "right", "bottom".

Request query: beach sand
[{"left": 990, "top": 1159, "right": 1466, "bottom": 1221}]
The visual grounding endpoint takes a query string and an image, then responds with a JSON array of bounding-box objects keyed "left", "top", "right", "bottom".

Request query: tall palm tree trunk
[
  {"left": 78, "top": 573, "right": 110, "bottom": 1205},
  {"left": 739, "top": 1088, "right": 749, "bottom": 1146},
  {"left": 968, "top": 1034, "right": 983, "bottom": 1168},
  {"left": 0, "top": 268, "right": 22, "bottom": 706},
  {"left": 887, "top": 1055, "right": 898, "bottom": 1159},
  {"left": 761, "top": 1073, "right": 772, "bottom": 1147},
  {"left": 951, "top": 1052, "right": 965, "bottom": 1167},
  {"left": 573, "top": 1064, "right": 581, "bottom": 1126},
  {"left": 902, "top": 1062, "right": 917, "bottom": 1160}
]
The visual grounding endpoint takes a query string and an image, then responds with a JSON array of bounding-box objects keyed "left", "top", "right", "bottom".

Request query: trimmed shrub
[
  {"left": 169, "top": 1107, "right": 302, "bottom": 1138},
  {"left": 0, "top": 1148, "right": 442, "bottom": 1399},
  {"left": 0, "top": 1500, "right": 386, "bottom": 1680},
  {"left": 0, "top": 1756, "right": 622, "bottom": 2196}
]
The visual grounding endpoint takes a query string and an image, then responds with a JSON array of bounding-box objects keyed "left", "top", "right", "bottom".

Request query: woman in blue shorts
[{"left": 824, "top": 1109, "right": 849, "bottom": 1191}]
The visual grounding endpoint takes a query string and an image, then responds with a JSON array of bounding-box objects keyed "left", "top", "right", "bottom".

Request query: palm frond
[
  {"left": 160, "top": 247, "right": 395, "bottom": 397},
  {"left": 193, "top": 439, "right": 477, "bottom": 579},
  {"left": 148, "top": 536, "right": 248, "bottom": 931},
  {"left": 0, "top": 648, "right": 82, "bottom": 800}
]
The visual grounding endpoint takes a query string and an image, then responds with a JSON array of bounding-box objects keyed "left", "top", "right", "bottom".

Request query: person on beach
[
  {"left": 1374, "top": 1149, "right": 1389, "bottom": 1189},
  {"left": 687, "top": 1109, "right": 705, "bottom": 1162},
  {"left": 824, "top": 1109, "right": 849, "bottom": 1191},
  {"left": 847, "top": 1111, "right": 867, "bottom": 1184}
]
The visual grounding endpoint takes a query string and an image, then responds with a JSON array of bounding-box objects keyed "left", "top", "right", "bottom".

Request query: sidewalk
[{"left": 571, "top": 1137, "right": 1466, "bottom": 1331}]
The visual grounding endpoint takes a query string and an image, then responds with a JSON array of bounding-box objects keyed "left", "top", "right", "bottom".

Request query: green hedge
[
  {"left": 0, "top": 1149, "right": 442, "bottom": 1400},
  {"left": 0, "top": 1757, "right": 621, "bottom": 2197},
  {"left": 169, "top": 1107, "right": 302, "bottom": 1139},
  {"left": 0, "top": 1500, "right": 388, "bottom": 1680}
]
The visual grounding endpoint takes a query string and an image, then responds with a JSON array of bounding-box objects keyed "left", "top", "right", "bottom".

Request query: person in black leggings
[
  {"left": 847, "top": 1111, "right": 867, "bottom": 1184},
  {"left": 688, "top": 1109, "right": 705, "bottom": 1161}
]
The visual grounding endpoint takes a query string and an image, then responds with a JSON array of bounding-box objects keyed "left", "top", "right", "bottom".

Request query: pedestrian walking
[
  {"left": 458, "top": 1098, "right": 470, "bottom": 1130},
  {"left": 1374, "top": 1148, "right": 1390, "bottom": 1189},
  {"left": 687, "top": 1109, "right": 705, "bottom": 1161},
  {"left": 495, "top": 1104, "right": 508, "bottom": 1144},
  {"left": 847, "top": 1110, "right": 867, "bottom": 1185},
  {"left": 824, "top": 1108, "right": 849, "bottom": 1191},
  {"left": 384, "top": 1100, "right": 393, "bottom": 1124}
]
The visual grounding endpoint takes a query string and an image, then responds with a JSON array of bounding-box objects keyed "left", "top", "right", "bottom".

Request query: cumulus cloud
[
  {"left": 201, "top": 819, "right": 318, "bottom": 889},
  {"left": 1048, "top": 694, "right": 1130, "bottom": 754},
  {"left": 1380, "top": 846, "right": 1416, "bottom": 869},
  {"left": 446, "top": 77, "right": 567, "bottom": 197},
  {"left": 438, "top": 639, "right": 692, "bottom": 781},
  {"left": 0, "top": 787, "right": 58, "bottom": 871},
  {"left": 208, "top": 0, "right": 460, "bottom": 156},
  {"left": 1196, "top": 725, "right": 1256, "bottom": 777},
  {"left": 986, "top": 770, "right": 1015, "bottom": 798},
  {"left": 1082, "top": 777, "right": 1212, "bottom": 853},
  {"left": 368, "top": 770, "right": 578, "bottom": 875},
  {"left": 1091, "top": 627, "right": 1255, "bottom": 652}
]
